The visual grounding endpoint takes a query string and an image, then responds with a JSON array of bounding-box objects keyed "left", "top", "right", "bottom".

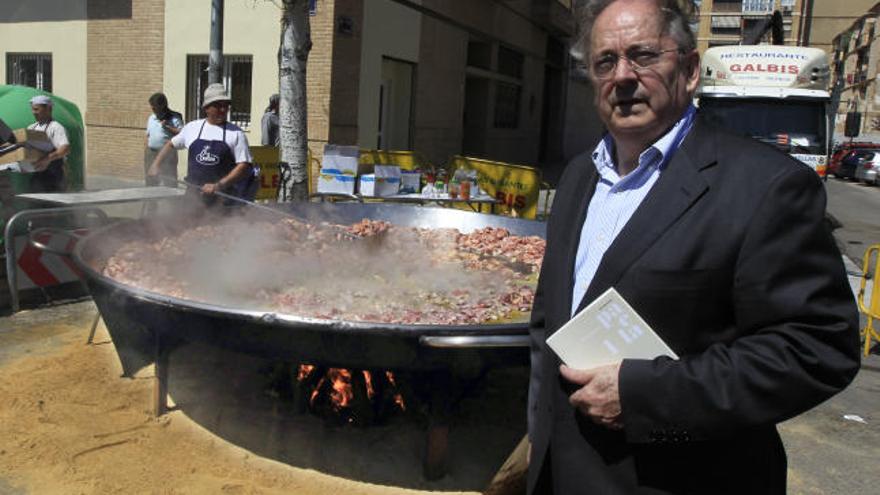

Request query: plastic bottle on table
[
  {"left": 422, "top": 170, "right": 436, "bottom": 197},
  {"left": 449, "top": 179, "right": 460, "bottom": 199},
  {"left": 460, "top": 179, "right": 471, "bottom": 200},
  {"left": 436, "top": 169, "right": 448, "bottom": 197}
]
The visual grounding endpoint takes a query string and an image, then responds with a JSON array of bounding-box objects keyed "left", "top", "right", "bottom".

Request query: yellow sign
[
  {"left": 250, "top": 145, "right": 280, "bottom": 200},
  {"left": 252, "top": 146, "right": 325, "bottom": 198},
  {"left": 358, "top": 149, "right": 431, "bottom": 171},
  {"left": 448, "top": 155, "right": 541, "bottom": 219}
]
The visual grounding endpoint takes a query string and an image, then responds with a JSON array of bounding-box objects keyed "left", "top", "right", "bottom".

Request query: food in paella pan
[{"left": 103, "top": 218, "right": 545, "bottom": 325}]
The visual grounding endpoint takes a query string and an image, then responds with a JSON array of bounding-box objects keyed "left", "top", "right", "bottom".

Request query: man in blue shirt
[
  {"left": 527, "top": 1, "right": 859, "bottom": 494},
  {"left": 144, "top": 92, "right": 183, "bottom": 187}
]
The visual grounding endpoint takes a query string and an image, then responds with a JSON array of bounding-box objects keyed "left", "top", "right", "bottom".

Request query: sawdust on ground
[{"left": 0, "top": 305, "right": 526, "bottom": 494}]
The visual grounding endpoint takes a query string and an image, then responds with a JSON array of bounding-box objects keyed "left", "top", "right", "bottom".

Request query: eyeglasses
[{"left": 590, "top": 48, "right": 684, "bottom": 79}]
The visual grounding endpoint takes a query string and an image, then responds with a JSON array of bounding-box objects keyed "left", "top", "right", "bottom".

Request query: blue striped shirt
[{"left": 571, "top": 105, "right": 697, "bottom": 316}]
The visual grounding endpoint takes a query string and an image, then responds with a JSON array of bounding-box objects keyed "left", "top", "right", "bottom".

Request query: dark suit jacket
[{"left": 527, "top": 118, "right": 860, "bottom": 494}]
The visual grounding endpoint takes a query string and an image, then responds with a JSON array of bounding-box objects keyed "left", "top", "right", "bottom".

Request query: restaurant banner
[{"left": 448, "top": 155, "right": 541, "bottom": 219}]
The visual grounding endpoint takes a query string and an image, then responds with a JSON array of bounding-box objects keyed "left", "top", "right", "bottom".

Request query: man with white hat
[
  {"left": 148, "top": 83, "right": 256, "bottom": 205},
  {"left": 27, "top": 94, "right": 69, "bottom": 192}
]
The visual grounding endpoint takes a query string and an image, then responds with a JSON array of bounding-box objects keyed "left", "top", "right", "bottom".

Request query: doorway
[{"left": 378, "top": 57, "right": 415, "bottom": 150}]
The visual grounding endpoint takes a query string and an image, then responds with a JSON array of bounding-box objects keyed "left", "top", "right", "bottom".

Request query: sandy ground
[{"left": 0, "top": 302, "right": 526, "bottom": 494}]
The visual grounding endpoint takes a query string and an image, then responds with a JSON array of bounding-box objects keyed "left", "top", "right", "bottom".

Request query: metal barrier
[
  {"left": 856, "top": 244, "right": 880, "bottom": 356},
  {"left": 4, "top": 206, "right": 108, "bottom": 312}
]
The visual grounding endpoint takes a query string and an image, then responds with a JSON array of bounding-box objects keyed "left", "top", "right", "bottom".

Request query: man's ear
[{"left": 684, "top": 50, "right": 701, "bottom": 94}]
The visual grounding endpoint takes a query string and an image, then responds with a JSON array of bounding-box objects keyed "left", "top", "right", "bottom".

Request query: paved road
[
  {"left": 777, "top": 177, "right": 880, "bottom": 495},
  {"left": 825, "top": 177, "right": 880, "bottom": 264}
]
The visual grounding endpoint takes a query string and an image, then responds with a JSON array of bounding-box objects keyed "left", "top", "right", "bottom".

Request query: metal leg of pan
[
  {"left": 86, "top": 311, "right": 101, "bottom": 345},
  {"left": 424, "top": 420, "right": 450, "bottom": 480},
  {"left": 153, "top": 333, "right": 170, "bottom": 416},
  {"left": 423, "top": 371, "right": 452, "bottom": 480}
]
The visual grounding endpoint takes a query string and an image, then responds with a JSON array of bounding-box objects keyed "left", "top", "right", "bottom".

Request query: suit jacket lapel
[
  {"left": 575, "top": 120, "right": 717, "bottom": 313},
  {"left": 551, "top": 153, "right": 598, "bottom": 324}
]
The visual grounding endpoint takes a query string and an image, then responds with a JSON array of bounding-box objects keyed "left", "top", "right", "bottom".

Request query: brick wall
[
  {"left": 86, "top": 0, "right": 165, "bottom": 181},
  {"left": 327, "top": 0, "right": 363, "bottom": 147},
  {"left": 304, "top": 0, "right": 337, "bottom": 187}
]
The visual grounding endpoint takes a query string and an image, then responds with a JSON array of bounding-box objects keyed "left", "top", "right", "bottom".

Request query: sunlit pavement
[{"left": 779, "top": 254, "right": 879, "bottom": 495}]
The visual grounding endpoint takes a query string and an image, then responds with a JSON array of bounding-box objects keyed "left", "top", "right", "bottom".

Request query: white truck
[{"left": 697, "top": 45, "right": 831, "bottom": 177}]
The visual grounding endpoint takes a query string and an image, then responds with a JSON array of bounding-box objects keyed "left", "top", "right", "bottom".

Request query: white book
[{"left": 546, "top": 287, "right": 678, "bottom": 369}]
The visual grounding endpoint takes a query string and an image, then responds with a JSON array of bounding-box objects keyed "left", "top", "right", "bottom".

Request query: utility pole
[
  {"left": 278, "top": 0, "right": 312, "bottom": 202},
  {"left": 209, "top": 0, "right": 224, "bottom": 85}
]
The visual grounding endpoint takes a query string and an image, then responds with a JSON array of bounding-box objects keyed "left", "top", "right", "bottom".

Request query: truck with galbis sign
[{"left": 697, "top": 45, "right": 831, "bottom": 177}]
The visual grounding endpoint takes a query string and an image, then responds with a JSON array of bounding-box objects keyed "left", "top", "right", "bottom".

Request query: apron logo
[{"left": 196, "top": 145, "right": 220, "bottom": 166}]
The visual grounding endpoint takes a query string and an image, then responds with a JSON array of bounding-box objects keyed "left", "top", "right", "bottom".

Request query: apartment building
[
  {"left": 1, "top": 0, "right": 587, "bottom": 185},
  {"left": 806, "top": 0, "right": 880, "bottom": 53},
  {"left": 692, "top": 0, "right": 804, "bottom": 51},
  {"left": 690, "top": 0, "right": 874, "bottom": 53},
  {"left": 830, "top": 3, "right": 880, "bottom": 140}
]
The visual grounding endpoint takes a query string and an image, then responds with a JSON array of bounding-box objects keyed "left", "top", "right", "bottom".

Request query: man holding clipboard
[{"left": 527, "top": 1, "right": 860, "bottom": 494}]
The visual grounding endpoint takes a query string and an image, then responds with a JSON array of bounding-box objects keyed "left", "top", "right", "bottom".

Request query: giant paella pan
[{"left": 71, "top": 202, "right": 546, "bottom": 377}]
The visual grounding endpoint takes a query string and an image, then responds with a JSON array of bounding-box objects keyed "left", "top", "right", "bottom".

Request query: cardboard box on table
[
  {"left": 0, "top": 129, "right": 54, "bottom": 170},
  {"left": 355, "top": 164, "right": 404, "bottom": 197},
  {"left": 399, "top": 170, "right": 421, "bottom": 194},
  {"left": 358, "top": 174, "right": 401, "bottom": 197},
  {"left": 317, "top": 144, "right": 359, "bottom": 195},
  {"left": 317, "top": 170, "right": 357, "bottom": 195}
]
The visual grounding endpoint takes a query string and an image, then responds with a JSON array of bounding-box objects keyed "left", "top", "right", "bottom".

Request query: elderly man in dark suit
[{"left": 527, "top": 0, "right": 860, "bottom": 493}]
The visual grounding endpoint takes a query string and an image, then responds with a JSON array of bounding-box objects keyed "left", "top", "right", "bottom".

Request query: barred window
[
  {"left": 185, "top": 54, "right": 253, "bottom": 129},
  {"left": 6, "top": 53, "right": 52, "bottom": 92}
]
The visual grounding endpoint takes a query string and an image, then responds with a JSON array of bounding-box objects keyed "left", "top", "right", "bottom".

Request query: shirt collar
[{"left": 591, "top": 104, "right": 697, "bottom": 178}]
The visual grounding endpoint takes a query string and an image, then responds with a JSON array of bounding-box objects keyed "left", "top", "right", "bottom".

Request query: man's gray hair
[{"left": 570, "top": 0, "right": 697, "bottom": 62}]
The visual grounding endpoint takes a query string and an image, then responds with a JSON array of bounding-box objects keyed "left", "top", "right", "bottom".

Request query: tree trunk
[{"left": 279, "top": 0, "right": 312, "bottom": 202}]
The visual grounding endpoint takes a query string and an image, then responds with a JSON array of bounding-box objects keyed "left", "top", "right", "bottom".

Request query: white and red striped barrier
[{"left": 12, "top": 229, "right": 88, "bottom": 289}]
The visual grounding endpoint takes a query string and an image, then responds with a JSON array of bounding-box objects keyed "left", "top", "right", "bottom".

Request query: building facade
[
  {"left": 690, "top": 0, "right": 875, "bottom": 53},
  {"left": 830, "top": 3, "right": 880, "bottom": 141},
  {"left": 1, "top": 0, "right": 589, "bottom": 186},
  {"left": 692, "top": 0, "right": 804, "bottom": 51},
  {"left": 805, "top": 0, "right": 879, "bottom": 53}
]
